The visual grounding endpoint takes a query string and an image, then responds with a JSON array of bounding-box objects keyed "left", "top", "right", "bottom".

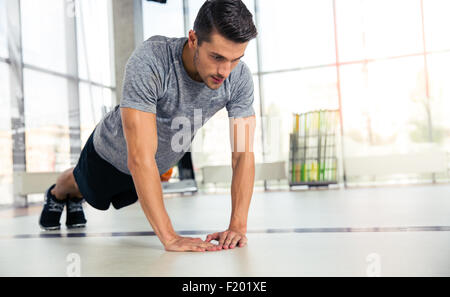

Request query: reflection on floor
[{"left": 0, "top": 184, "right": 449, "bottom": 276}]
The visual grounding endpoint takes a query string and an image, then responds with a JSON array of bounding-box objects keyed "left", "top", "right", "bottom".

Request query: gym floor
[{"left": 0, "top": 184, "right": 449, "bottom": 277}]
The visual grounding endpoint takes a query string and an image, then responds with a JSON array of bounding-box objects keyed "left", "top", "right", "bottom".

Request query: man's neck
[{"left": 181, "top": 41, "right": 203, "bottom": 82}]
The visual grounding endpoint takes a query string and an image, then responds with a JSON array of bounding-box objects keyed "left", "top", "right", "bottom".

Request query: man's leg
[
  {"left": 51, "top": 167, "right": 83, "bottom": 201},
  {"left": 39, "top": 167, "right": 87, "bottom": 230}
]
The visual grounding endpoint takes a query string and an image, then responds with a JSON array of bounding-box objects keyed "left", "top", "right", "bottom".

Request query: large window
[
  {"left": 76, "top": 0, "right": 114, "bottom": 87},
  {"left": 0, "top": 0, "right": 7, "bottom": 58},
  {"left": 335, "top": 0, "right": 449, "bottom": 184},
  {"left": 427, "top": 52, "right": 450, "bottom": 181},
  {"left": 256, "top": 0, "right": 338, "bottom": 182},
  {"left": 336, "top": 0, "right": 424, "bottom": 62},
  {"left": 143, "top": 0, "right": 184, "bottom": 38},
  {"left": 76, "top": 0, "right": 115, "bottom": 145},
  {"left": 262, "top": 68, "right": 339, "bottom": 163},
  {"left": 258, "top": 0, "right": 336, "bottom": 72},
  {"left": 21, "top": 0, "right": 115, "bottom": 172},
  {"left": 23, "top": 69, "right": 71, "bottom": 172},
  {"left": 339, "top": 57, "right": 432, "bottom": 183},
  {"left": 422, "top": 0, "right": 450, "bottom": 52},
  {"left": 21, "top": 0, "right": 68, "bottom": 74},
  {"left": 0, "top": 62, "right": 12, "bottom": 205},
  {"left": 423, "top": 0, "right": 450, "bottom": 181},
  {"left": 21, "top": 0, "right": 71, "bottom": 178},
  {"left": 0, "top": 0, "right": 115, "bottom": 205},
  {"left": 79, "top": 82, "right": 114, "bottom": 145},
  {"left": 0, "top": 0, "right": 11, "bottom": 205}
]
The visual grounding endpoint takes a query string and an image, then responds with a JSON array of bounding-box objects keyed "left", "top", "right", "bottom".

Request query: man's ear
[{"left": 188, "top": 30, "right": 198, "bottom": 49}]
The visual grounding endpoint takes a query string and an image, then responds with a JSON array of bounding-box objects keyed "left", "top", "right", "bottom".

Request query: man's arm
[
  {"left": 121, "top": 107, "right": 218, "bottom": 252},
  {"left": 229, "top": 115, "right": 256, "bottom": 233},
  {"left": 206, "top": 115, "right": 256, "bottom": 249}
]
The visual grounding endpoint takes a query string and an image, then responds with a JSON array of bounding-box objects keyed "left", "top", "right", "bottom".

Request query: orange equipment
[{"left": 160, "top": 167, "right": 173, "bottom": 182}]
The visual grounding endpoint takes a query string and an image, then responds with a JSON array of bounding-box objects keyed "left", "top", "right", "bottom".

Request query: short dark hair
[{"left": 193, "top": 0, "right": 258, "bottom": 45}]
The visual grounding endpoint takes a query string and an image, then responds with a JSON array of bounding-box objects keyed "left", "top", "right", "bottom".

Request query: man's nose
[{"left": 218, "top": 62, "right": 231, "bottom": 78}]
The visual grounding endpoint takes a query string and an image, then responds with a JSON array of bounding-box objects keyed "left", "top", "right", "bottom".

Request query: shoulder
[
  {"left": 131, "top": 36, "right": 168, "bottom": 62},
  {"left": 130, "top": 35, "right": 182, "bottom": 65},
  {"left": 126, "top": 36, "right": 185, "bottom": 80},
  {"left": 231, "top": 61, "right": 252, "bottom": 77},
  {"left": 227, "top": 61, "right": 253, "bottom": 93},
  {"left": 228, "top": 61, "right": 252, "bottom": 85}
]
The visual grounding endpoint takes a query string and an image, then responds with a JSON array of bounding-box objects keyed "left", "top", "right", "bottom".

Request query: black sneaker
[
  {"left": 39, "top": 184, "right": 65, "bottom": 231},
  {"left": 66, "top": 197, "right": 87, "bottom": 229}
]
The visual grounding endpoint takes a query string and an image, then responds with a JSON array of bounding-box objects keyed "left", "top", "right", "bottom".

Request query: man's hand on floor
[
  {"left": 164, "top": 235, "right": 221, "bottom": 252},
  {"left": 205, "top": 229, "right": 248, "bottom": 250}
]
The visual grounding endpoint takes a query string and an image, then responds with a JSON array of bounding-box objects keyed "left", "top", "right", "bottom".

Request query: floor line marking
[{"left": 2, "top": 225, "right": 450, "bottom": 240}]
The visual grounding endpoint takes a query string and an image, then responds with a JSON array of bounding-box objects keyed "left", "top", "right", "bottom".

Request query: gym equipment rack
[{"left": 289, "top": 110, "right": 339, "bottom": 188}]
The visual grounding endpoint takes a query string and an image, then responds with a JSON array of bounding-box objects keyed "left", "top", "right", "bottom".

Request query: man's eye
[{"left": 212, "top": 55, "right": 223, "bottom": 61}]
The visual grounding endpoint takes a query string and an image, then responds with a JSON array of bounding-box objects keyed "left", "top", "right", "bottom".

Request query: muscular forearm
[
  {"left": 129, "top": 159, "right": 177, "bottom": 245},
  {"left": 229, "top": 152, "right": 255, "bottom": 232}
]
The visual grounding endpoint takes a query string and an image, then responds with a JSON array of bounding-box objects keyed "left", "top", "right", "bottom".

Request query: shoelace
[
  {"left": 47, "top": 198, "right": 65, "bottom": 212},
  {"left": 67, "top": 200, "right": 84, "bottom": 213}
]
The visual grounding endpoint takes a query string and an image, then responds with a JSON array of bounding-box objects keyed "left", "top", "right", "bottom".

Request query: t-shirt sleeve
[
  {"left": 226, "top": 63, "right": 256, "bottom": 118},
  {"left": 119, "top": 47, "right": 163, "bottom": 114}
]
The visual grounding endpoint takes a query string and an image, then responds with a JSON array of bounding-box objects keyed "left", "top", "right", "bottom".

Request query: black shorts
[{"left": 73, "top": 129, "right": 138, "bottom": 210}]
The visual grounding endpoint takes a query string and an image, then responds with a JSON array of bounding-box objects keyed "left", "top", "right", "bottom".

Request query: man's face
[{"left": 193, "top": 31, "right": 248, "bottom": 90}]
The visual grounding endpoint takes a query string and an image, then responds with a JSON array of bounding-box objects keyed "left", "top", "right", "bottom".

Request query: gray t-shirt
[{"left": 93, "top": 35, "right": 255, "bottom": 175}]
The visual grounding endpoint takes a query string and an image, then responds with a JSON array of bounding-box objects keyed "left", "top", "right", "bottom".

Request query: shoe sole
[
  {"left": 66, "top": 223, "right": 86, "bottom": 229},
  {"left": 39, "top": 224, "right": 61, "bottom": 231}
]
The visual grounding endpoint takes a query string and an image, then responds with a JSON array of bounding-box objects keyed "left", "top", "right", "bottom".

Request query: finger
[
  {"left": 229, "top": 235, "right": 241, "bottom": 249},
  {"left": 218, "top": 232, "right": 229, "bottom": 248},
  {"left": 205, "top": 244, "right": 219, "bottom": 251},
  {"left": 205, "top": 233, "right": 219, "bottom": 242},
  {"left": 197, "top": 240, "right": 217, "bottom": 250},
  {"left": 194, "top": 246, "right": 205, "bottom": 252},
  {"left": 210, "top": 233, "right": 221, "bottom": 242},
  {"left": 238, "top": 236, "right": 248, "bottom": 247},
  {"left": 192, "top": 242, "right": 208, "bottom": 252},
  {"left": 182, "top": 244, "right": 201, "bottom": 252},
  {"left": 223, "top": 232, "right": 236, "bottom": 249},
  {"left": 238, "top": 238, "right": 247, "bottom": 247}
]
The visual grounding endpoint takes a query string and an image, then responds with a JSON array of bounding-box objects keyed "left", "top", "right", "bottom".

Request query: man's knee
[
  {"left": 54, "top": 168, "right": 82, "bottom": 198},
  {"left": 69, "top": 168, "right": 83, "bottom": 197}
]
